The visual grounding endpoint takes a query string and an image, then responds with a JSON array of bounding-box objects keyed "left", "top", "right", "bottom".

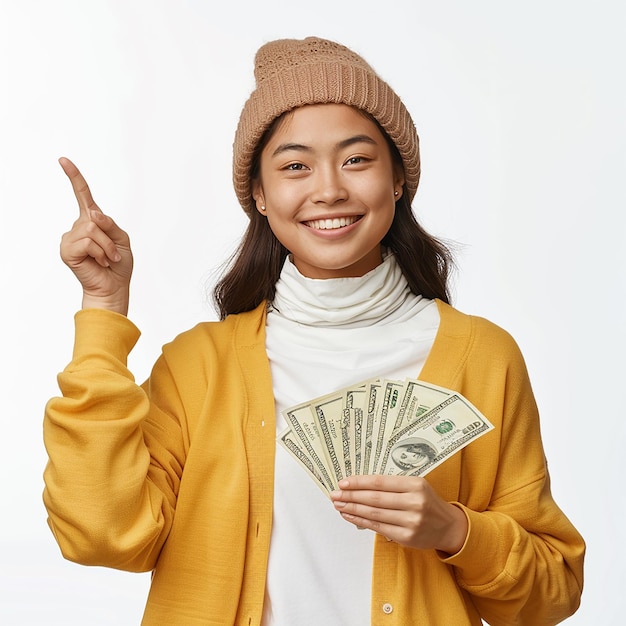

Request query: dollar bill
[
  {"left": 278, "top": 428, "right": 331, "bottom": 496},
  {"left": 360, "top": 379, "right": 382, "bottom": 476},
  {"left": 312, "top": 391, "right": 349, "bottom": 487},
  {"left": 343, "top": 383, "right": 368, "bottom": 475},
  {"left": 369, "top": 379, "right": 406, "bottom": 475},
  {"left": 283, "top": 402, "right": 335, "bottom": 491},
  {"left": 277, "top": 376, "right": 494, "bottom": 496},
  {"left": 378, "top": 393, "right": 494, "bottom": 477},
  {"left": 395, "top": 379, "right": 455, "bottom": 433}
]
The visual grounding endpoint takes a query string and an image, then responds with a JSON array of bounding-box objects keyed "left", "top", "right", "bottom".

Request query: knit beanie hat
[{"left": 232, "top": 36, "right": 420, "bottom": 216}]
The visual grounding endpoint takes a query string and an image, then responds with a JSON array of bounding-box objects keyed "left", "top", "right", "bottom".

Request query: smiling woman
[
  {"left": 216, "top": 107, "right": 453, "bottom": 316},
  {"left": 43, "top": 36, "right": 585, "bottom": 626}
]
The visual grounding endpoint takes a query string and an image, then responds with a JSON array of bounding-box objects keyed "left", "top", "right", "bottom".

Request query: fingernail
[{"left": 334, "top": 501, "right": 346, "bottom": 509}]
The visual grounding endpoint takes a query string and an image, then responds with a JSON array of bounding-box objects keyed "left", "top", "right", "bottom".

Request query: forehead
[{"left": 264, "top": 103, "right": 387, "bottom": 150}]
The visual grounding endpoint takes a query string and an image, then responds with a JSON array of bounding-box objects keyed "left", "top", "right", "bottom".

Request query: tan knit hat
[{"left": 232, "top": 36, "right": 420, "bottom": 215}]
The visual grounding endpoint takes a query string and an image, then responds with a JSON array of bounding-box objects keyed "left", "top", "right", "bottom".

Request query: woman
[{"left": 44, "top": 37, "right": 585, "bottom": 625}]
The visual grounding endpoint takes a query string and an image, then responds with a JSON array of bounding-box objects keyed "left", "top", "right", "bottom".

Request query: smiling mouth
[{"left": 303, "top": 215, "right": 362, "bottom": 230}]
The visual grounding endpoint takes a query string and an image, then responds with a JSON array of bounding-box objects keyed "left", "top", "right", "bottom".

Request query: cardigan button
[{"left": 382, "top": 603, "right": 393, "bottom": 614}]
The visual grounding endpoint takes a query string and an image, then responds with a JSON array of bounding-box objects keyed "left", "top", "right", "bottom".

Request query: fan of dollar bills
[{"left": 278, "top": 377, "right": 494, "bottom": 497}]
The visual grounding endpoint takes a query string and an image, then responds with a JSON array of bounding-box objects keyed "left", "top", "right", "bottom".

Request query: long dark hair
[{"left": 213, "top": 114, "right": 455, "bottom": 320}]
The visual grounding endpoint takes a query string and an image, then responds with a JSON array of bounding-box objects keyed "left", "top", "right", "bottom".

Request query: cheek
[
  {"left": 358, "top": 171, "right": 396, "bottom": 206},
  {"left": 263, "top": 182, "right": 304, "bottom": 213},
  {"left": 264, "top": 212, "right": 297, "bottom": 252},
  {"left": 373, "top": 194, "right": 397, "bottom": 232}
]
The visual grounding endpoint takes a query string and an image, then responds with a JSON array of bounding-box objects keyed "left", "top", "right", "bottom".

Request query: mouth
[{"left": 303, "top": 215, "right": 362, "bottom": 230}]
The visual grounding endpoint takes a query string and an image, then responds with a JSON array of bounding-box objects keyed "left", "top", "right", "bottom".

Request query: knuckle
[
  {"left": 412, "top": 477, "right": 426, "bottom": 492},
  {"left": 369, "top": 490, "right": 383, "bottom": 506},
  {"left": 367, "top": 505, "right": 381, "bottom": 520},
  {"left": 84, "top": 221, "right": 100, "bottom": 236},
  {"left": 407, "top": 493, "right": 423, "bottom": 509},
  {"left": 350, "top": 502, "right": 363, "bottom": 516},
  {"left": 406, "top": 511, "right": 422, "bottom": 528},
  {"left": 371, "top": 475, "right": 385, "bottom": 490}
]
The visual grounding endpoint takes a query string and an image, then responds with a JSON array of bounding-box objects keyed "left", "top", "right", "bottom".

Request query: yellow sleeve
[
  {"left": 43, "top": 309, "right": 187, "bottom": 572},
  {"left": 441, "top": 319, "right": 585, "bottom": 624}
]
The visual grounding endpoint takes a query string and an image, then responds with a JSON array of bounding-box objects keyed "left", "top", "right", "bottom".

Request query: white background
[{"left": 1, "top": 0, "right": 624, "bottom": 623}]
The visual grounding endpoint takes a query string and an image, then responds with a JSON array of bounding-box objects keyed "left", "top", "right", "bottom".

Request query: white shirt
[{"left": 262, "top": 254, "right": 440, "bottom": 626}]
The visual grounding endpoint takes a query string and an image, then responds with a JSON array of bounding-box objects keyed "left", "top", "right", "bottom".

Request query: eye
[
  {"left": 344, "top": 155, "right": 371, "bottom": 167},
  {"left": 284, "top": 162, "right": 307, "bottom": 171}
]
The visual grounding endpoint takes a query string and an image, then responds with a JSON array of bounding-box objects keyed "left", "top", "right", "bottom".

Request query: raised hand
[
  {"left": 59, "top": 157, "right": 133, "bottom": 315},
  {"left": 330, "top": 475, "right": 469, "bottom": 555}
]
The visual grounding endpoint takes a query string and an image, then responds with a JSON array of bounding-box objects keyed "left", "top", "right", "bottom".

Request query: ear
[
  {"left": 251, "top": 180, "right": 267, "bottom": 215},
  {"left": 393, "top": 164, "right": 405, "bottom": 200}
]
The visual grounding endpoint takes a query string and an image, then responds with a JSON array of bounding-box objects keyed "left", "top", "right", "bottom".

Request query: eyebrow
[{"left": 271, "top": 134, "right": 378, "bottom": 157}]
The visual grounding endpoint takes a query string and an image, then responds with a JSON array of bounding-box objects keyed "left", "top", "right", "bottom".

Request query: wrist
[
  {"left": 437, "top": 503, "right": 469, "bottom": 556},
  {"left": 82, "top": 291, "right": 130, "bottom": 316}
]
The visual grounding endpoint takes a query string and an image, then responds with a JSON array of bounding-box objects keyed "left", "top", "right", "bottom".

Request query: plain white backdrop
[{"left": 1, "top": 0, "right": 624, "bottom": 623}]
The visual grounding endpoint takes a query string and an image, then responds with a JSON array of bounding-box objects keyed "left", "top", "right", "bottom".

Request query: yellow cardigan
[{"left": 43, "top": 300, "right": 584, "bottom": 625}]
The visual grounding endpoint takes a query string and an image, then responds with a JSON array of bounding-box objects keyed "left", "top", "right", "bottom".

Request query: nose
[{"left": 310, "top": 165, "right": 348, "bottom": 205}]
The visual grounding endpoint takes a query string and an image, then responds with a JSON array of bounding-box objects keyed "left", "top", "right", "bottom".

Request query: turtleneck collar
[{"left": 270, "top": 252, "right": 426, "bottom": 329}]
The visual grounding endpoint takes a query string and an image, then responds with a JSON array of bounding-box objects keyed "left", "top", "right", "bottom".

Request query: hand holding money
[{"left": 330, "top": 473, "right": 470, "bottom": 553}]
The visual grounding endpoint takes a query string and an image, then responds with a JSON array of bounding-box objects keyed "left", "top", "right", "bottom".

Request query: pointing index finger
[{"left": 58, "top": 156, "right": 100, "bottom": 218}]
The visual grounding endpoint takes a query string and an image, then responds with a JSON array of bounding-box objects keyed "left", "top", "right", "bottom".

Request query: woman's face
[{"left": 252, "top": 103, "right": 404, "bottom": 279}]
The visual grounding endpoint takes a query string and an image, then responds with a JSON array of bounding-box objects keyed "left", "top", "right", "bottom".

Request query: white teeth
[{"left": 307, "top": 216, "right": 358, "bottom": 230}]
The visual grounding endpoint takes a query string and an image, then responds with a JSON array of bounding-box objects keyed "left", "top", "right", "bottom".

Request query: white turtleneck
[{"left": 262, "top": 254, "right": 440, "bottom": 626}]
